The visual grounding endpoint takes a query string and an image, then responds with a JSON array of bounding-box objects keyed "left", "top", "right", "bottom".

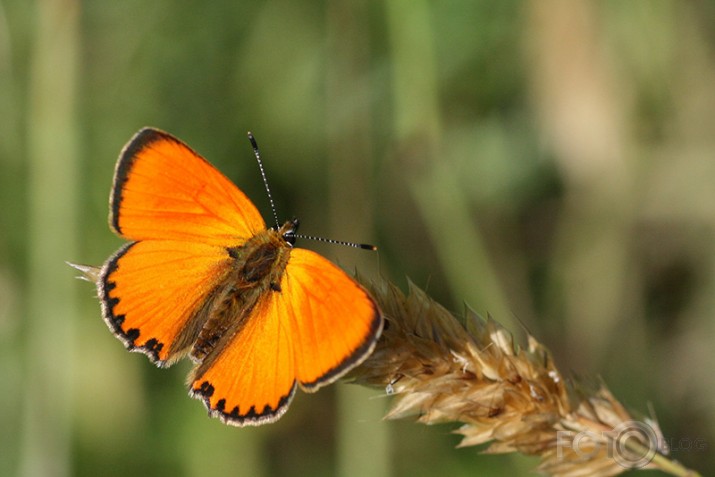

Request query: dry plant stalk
[{"left": 351, "top": 279, "right": 701, "bottom": 477}]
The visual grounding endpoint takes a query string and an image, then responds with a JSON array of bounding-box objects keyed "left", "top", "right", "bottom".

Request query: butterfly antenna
[
  {"left": 248, "top": 132, "right": 376, "bottom": 252},
  {"left": 248, "top": 132, "right": 280, "bottom": 229},
  {"left": 285, "top": 233, "right": 377, "bottom": 251}
]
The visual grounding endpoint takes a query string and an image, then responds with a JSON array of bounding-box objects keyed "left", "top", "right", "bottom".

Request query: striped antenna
[
  {"left": 284, "top": 233, "right": 377, "bottom": 251},
  {"left": 248, "top": 131, "right": 280, "bottom": 229},
  {"left": 247, "top": 132, "right": 377, "bottom": 252}
]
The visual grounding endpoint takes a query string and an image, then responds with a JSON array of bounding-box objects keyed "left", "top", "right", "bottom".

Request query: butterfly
[{"left": 72, "top": 127, "right": 383, "bottom": 426}]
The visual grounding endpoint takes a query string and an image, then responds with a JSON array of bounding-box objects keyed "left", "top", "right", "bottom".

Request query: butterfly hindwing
[
  {"left": 189, "top": 292, "right": 298, "bottom": 426},
  {"left": 100, "top": 240, "right": 232, "bottom": 366}
]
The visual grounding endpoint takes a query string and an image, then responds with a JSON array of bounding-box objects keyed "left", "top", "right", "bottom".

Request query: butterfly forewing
[
  {"left": 283, "top": 249, "right": 383, "bottom": 390},
  {"left": 111, "top": 128, "right": 266, "bottom": 244}
]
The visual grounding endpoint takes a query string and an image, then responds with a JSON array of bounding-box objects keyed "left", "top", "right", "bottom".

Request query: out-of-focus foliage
[{"left": 1, "top": 1, "right": 713, "bottom": 476}]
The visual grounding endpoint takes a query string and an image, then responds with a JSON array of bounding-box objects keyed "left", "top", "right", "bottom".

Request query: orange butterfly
[{"left": 74, "top": 128, "right": 383, "bottom": 426}]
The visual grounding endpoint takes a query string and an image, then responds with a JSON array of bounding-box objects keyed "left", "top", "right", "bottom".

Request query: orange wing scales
[
  {"left": 285, "top": 249, "right": 383, "bottom": 390},
  {"left": 111, "top": 128, "right": 265, "bottom": 244},
  {"left": 99, "top": 240, "right": 231, "bottom": 366},
  {"left": 189, "top": 295, "right": 298, "bottom": 425}
]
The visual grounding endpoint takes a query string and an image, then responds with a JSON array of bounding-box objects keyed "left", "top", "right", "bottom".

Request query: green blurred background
[{"left": 1, "top": 1, "right": 714, "bottom": 476}]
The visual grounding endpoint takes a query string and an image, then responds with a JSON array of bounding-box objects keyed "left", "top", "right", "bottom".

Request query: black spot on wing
[
  {"left": 189, "top": 380, "right": 297, "bottom": 427},
  {"left": 125, "top": 328, "right": 140, "bottom": 341}
]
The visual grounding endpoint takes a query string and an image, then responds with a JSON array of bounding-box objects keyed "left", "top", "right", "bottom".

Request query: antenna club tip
[
  {"left": 248, "top": 132, "right": 259, "bottom": 150},
  {"left": 362, "top": 244, "right": 378, "bottom": 251}
]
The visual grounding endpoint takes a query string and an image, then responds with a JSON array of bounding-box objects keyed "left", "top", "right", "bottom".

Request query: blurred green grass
[{"left": 1, "top": 1, "right": 714, "bottom": 476}]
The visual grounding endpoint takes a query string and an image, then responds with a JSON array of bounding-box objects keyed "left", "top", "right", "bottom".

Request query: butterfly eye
[{"left": 282, "top": 218, "right": 300, "bottom": 246}]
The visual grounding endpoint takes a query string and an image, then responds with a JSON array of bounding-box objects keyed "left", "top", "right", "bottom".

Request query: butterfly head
[{"left": 277, "top": 218, "right": 300, "bottom": 247}]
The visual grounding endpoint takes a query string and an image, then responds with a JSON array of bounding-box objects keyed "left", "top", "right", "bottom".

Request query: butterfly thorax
[
  {"left": 190, "top": 224, "right": 294, "bottom": 363},
  {"left": 230, "top": 226, "right": 293, "bottom": 290}
]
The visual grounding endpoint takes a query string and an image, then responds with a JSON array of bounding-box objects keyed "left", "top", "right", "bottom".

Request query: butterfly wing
[
  {"left": 189, "top": 248, "right": 382, "bottom": 426},
  {"left": 285, "top": 249, "right": 383, "bottom": 390},
  {"left": 189, "top": 293, "right": 298, "bottom": 426},
  {"left": 111, "top": 127, "right": 266, "bottom": 244},
  {"left": 99, "top": 240, "right": 232, "bottom": 366},
  {"left": 98, "top": 128, "right": 266, "bottom": 365}
]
